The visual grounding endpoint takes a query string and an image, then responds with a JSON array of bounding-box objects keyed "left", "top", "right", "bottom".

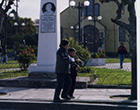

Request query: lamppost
[
  {"left": 88, "top": 15, "right": 102, "bottom": 57},
  {"left": 83, "top": 33, "right": 90, "bottom": 48},
  {"left": 3, "top": 9, "right": 17, "bottom": 46},
  {"left": 8, "top": 9, "right": 25, "bottom": 59},
  {"left": 69, "top": 0, "right": 90, "bottom": 43},
  {"left": 70, "top": 25, "right": 79, "bottom": 41}
]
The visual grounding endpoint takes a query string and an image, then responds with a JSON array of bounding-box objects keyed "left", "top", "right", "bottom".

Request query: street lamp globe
[
  {"left": 76, "top": 25, "right": 79, "bottom": 29},
  {"left": 14, "top": 22, "right": 18, "bottom": 26},
  {"left": 9, "top": 13, "right": 14, "bottom": 18},
  {"left": 21, "top": 23, "right": 25, "bottom": 26},
  {"left": 84, "top": 0, "right": 90, "bottom": 6},
  {"left": 87, "top": 16, "right": 93, "bottom": 21},
  {"left": 70, "top": 26, "right": 74, "bottom": 29},
  {"left": 70, "top": 0, "right": 76, "bottom": 7},
  {"left": 98, "top": 16, "right": 102, "bottom": 20}
]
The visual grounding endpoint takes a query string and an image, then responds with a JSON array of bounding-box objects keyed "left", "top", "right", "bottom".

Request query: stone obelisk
[{"left": 28, "top": 0, "right": 60, "bottom": 78}]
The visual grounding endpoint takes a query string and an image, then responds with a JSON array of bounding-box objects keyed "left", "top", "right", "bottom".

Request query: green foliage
[
  {"left": 105, "top": 58, "right": 131, "bottom": 63},
  {"left": 0, "top": 60, "right": 19, "bottom": 69},
  {"left": 1, "top": 17, "right": 38, "bottom": 49},
  {"left": 0, "top": 70, "right": 28, "bottom": 79},
  {"left": 91, "top": 49, "right": 106, "bottom": 58},
  {"left": 17, "top": 48, "right": 36, "bottom": 71},
  {"left": 91, "top": 53, "right": 99, "bottom": 58},
  {"left": 78, "top": 66, "right": 93, "bottom": 73},
  {"left": 69, "top": 37, "right": 91, "bottom": 66}
]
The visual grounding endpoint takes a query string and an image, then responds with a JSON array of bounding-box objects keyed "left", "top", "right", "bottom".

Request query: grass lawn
[
  {"left": 0, "top": 60, "right": 37, "bottom": 69},
  {"left": 105, "top": 58, "right": 131, "bottom": 63},
  {"left": 0, "top": 60, "right": 131, "bottom": 85},
  {"left": 78, "top": 67, "right": 131, "bottom": 85},
  {"left": 0, "top": 60, "right": 20, "bottom": 69},
  {"left": 0, "top": 70, "right": 28, "bottom": 79}
]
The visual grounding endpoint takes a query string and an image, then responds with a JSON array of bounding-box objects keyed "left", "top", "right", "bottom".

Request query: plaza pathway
[{"left": 95, "top": 63, "right": 131, "bottom": 71}]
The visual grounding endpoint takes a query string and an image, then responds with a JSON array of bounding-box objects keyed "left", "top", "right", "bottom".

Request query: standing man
[
  {"left": 0, "top": 45, "right": 8, "bottom": 64},
  {"left": 53, "top": 39, "right": 80, "bottom": 102},
  {"left": 0, "top": 41, "right": 2, "bottom": 57},
  {"left": 117, "top": 42, "right": 127, "bottom": 68}
]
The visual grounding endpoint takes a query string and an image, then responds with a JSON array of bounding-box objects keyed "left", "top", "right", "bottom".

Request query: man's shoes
[
  {"left": 121, "top": 66, "right": 123, "bottom": 68},
  {"left": 53, "top": 99, "right": 62, "bottom": 102},
  {"left": 61, "top": 96, "right": 71, "bottom": 100}
]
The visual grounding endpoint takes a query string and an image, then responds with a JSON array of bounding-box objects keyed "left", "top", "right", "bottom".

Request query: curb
[
  {"left": 88, "top": 84, "right": 131, "bottom": 89},
  {"left": 0, "top": 99, "right": 137, "bottom": 110}
]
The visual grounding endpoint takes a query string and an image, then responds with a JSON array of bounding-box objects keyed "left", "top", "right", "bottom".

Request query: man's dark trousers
[{"left": 54, "top": 74, "right": 72, "bottom": 100}]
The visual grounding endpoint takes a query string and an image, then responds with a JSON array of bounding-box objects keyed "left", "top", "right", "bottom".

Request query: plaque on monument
[{"left": 41, "top": 15, "right": 55, "bottom": 33}]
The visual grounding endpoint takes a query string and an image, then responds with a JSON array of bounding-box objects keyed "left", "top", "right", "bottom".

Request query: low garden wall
[{"left": 86, "top": 58, "right": 105, "bottom": 66}]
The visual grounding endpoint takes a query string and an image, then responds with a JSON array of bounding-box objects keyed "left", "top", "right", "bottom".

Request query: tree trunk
[
  {"left": 99, "top": 0, "right": 137, "bottom": 100},
  {"left": 130, "top": 55, "right": 137, "bottom": 100}
]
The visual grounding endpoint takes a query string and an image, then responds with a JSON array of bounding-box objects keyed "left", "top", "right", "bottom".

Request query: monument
[{"left": 28, "top": 0, "right": 60, "bottom": 79}]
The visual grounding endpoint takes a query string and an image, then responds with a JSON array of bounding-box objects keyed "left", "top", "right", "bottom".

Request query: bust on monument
[{"left": 42, "top": 2, "right": 55, "bottom": 16}]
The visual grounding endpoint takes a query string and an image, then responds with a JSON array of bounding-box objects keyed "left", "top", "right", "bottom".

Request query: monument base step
[{"left": 0, "top": 76, "right": 89, "bottom": 88}]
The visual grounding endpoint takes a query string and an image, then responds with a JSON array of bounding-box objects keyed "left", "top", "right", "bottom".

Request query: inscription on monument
[{"left": 41, "top": 15, "right": 55, "bottom": 33}]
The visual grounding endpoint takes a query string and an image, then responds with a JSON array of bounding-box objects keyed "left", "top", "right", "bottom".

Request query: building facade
[{"left": 60, "top": 0, "right": 130, "bottom": 57}]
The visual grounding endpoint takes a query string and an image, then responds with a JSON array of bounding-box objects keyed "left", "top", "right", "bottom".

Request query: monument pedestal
[
  {"left": 28, "top": 0, "right": 60, "bottom": 77},
  {"left": 28, "top": 64, "right": 56, "bottom": 79}
]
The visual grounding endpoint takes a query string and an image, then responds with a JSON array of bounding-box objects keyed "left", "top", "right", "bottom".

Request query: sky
[{"left": 12, "top": 0, "right": 69, "bottom": 21}]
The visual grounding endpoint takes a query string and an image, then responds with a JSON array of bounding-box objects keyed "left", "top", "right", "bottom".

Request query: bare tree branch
[
  {"left": 111, "top": 18, "right": 130, "bottom": 32},
  {"left": 4, "top": 1, "right": 14, "bottom": 13}
]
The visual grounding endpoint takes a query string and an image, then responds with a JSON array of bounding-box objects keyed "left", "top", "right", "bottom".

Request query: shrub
[
  {"left": 69, "top": 37, "right": 91, "bottom": 66},
  {"left": 78, "top": 66, "right": 92, "bottom": 73},
  {"left": 17, "top": 48, "right": 36, "bottom": 71},
  {"left": 91, "top": 49, "right": 106, "bottom": 58}
]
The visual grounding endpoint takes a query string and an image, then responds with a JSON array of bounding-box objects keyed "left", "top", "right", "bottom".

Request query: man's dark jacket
[{"left": 55, "top": 47, "right": 77, "bottom": 74}]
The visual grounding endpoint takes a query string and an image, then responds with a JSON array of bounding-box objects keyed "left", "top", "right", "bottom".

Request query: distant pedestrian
[
  {"left": 0, "top": 45, "right": 2, "bottom": 56},
  {"left": 68, "top": 48, "right": 79, "bottom": 99},
  {"left": 0, "top": 45, "right": 8, "bottom": 64},
  {"left": 53, "top": 39, "right": 80, "bottom": 102},
  {"left": 117, "top": 42, "right": 127, "bottom": 68}
]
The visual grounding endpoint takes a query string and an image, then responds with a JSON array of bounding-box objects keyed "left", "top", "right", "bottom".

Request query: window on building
[
  {"left": 94, "top": 3, "right": 100, "bottom": 16},
  {"left": 87, "top": 0, "right": 94, "bottom": 16}
]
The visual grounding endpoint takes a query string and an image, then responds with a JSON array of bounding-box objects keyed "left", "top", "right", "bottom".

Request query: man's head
[
  {"left": 59, "top": 39, "right": 70, "bottom": 50},
  {"left": 120, "top": 42, "right": 124, "bottom": 47},
  {"left": 46, "top": 3, "right": 52, "bottom": 11},
  {"left": 68, "top": 48, "right": 76, "bottom": 57}
]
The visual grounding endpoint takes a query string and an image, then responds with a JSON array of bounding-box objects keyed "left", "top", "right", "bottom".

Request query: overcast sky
[
  {"left": 13, "top": 0, "right": 69, "bottom": 21},
  {"left": 10, "top": 0, "right": 139, "bottom": 21}
]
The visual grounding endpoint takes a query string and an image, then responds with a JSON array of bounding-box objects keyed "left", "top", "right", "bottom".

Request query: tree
[
  {"left": 0, "top": 0, "right": 14, "bottom": 30},
  {"left": 6, "top": 17, "right": 38, "bottom": 49},
  {"left": 99, "top": 0, "right": 137, "bottom": 100}
]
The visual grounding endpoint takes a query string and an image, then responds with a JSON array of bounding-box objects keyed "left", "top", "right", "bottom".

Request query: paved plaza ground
[
  {"left": 0, "top": 87, "right": 131, "bottom": 102},
  {"left": 95, "top": 63, "right": 131, "bottom": 71}
]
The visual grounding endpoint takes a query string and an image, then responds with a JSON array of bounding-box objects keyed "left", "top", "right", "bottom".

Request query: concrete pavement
[
  {"left": 0, "top": 87, "right": 137, "bottom": 110},
  {"left": 0, "top": 87, "right": 131, "bottom": 102},
  {"left": 95, "top": 63, "right": 131, "bottom": 71},
  {"left": 0, "top": 86, "right": 136, "bottom": 105}
]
